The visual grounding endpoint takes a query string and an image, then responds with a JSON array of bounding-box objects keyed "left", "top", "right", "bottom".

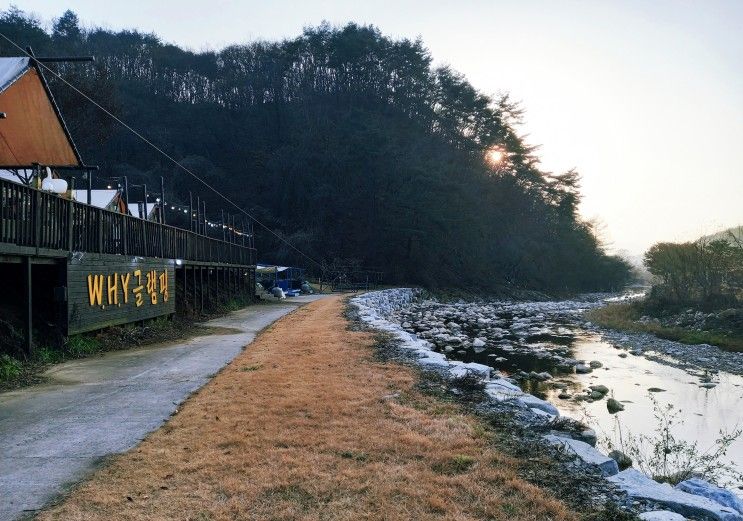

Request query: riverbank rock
[
  {"left": 575, "top": 364, "right": 592, "bottom": 374},
  {"left": 590, "top": 384, "right": 609, "bottom": 394},
  {"left": 519, "top": 394, "right": 559, "bottom": 416},
  {"left": 607, "top": 398, "right": 625, "bottom": 413},
  {"left": 608, "top": 469, "right": 743, "bottom": 520},
  {"left": 448, "top": 361, "right": 491, "bottom": 380},
  {"left": 589, "top": 360, "right": 603, "bottom": 368},
  {"left": 543, "top": 434, "right": 618, "bottom": 476},
  {"left": 580, "top": 428, "right": 597, "bottom": 447},
  {"left": 608, "top": 449, "right": 632, "bottom": 470},
  {"left": 589, "top": 390, "right": 605, "bottom": 400},
  {"left": 676, "top": 478, "right": 743, "bottom": 515}
]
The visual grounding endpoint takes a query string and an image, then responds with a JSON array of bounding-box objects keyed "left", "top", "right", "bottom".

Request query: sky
[{"left": 9, "top": 0, "right": 743, "bottom": 255}]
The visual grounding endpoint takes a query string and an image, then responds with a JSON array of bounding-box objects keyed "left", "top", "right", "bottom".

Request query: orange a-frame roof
[{"left": 0, "top": 57, "right": 82, "bottom": 167}]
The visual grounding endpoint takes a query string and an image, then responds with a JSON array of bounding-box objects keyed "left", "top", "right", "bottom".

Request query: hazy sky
[{"left": 10, "top": 0, "right": 743, "bottom": 254}]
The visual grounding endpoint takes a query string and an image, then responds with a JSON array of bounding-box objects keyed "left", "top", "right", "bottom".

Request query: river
[{"left": 392, "top": 294, "right": 743, "bottom": 492}]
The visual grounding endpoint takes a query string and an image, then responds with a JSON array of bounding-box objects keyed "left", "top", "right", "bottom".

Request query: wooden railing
[{"left": 0, "top": 177, "right": 255, "bottom": 265}]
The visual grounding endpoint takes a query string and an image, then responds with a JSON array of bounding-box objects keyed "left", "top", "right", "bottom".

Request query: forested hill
[{"left": 0, "top": 8, "right": 631, "bottom": 292}]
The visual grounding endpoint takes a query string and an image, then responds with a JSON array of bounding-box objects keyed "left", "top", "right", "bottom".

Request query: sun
[{"left": 485, "top": 147, "right": 505, "bottom": 166}]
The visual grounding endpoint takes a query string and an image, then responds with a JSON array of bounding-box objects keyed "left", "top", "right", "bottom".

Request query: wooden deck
[
  {"left": 0, "top": 177, "right": 255, "bottom": 265},
  {"left": 0, "top": 177, "right": 257, "bottom": 353}
]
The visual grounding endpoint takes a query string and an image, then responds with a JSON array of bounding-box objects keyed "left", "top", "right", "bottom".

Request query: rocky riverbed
[
  {"left": 351, "top": 288, "right": 743, "bottom": 521},
  {"left": 585, "top": 325, "right": 743, "bottom": 376}
]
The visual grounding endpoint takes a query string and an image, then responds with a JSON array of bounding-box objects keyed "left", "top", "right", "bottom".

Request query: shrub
[
  {"left": 34, "top": 346, "right": 64, "bottom": 364},
  {"left": 607, "top": 395, "right": 742, "bottom": 486},
  {"left": 0, "top": 354, "right": 21, "bottom": 381},
  {"left": 65, "top": 335, "right": 102, "bottom": 358}
]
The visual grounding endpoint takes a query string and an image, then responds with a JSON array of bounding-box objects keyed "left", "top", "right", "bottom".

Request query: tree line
[
  {"left": 0, "top": 8, "right": 632, "bottom": 292},
  {"left": 644, "top": 231, "right": 742, "bottom": 309}
]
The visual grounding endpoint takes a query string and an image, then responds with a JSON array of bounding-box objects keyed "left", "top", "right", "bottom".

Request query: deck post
[
  {"left": 221, "top": 210, "right": 226, "bottom": 242},
  {"left": 122, "top": 215, "right": 128, "bottom": 256},
  {"left": 97, "top": 211, "right": 103, "bottom": 253},
  {"left": 220, "top": 267, "right": 225, "bottom": 303},
  {"left": 192, "top": 265, "right": 197, "bottom": 314},
  {"left": 207, "top": 267, "right": 211, "bottom": 309},
  {"left": 159, "top": 177, "right": 166, "bottom": 225},
  {"left": 189, "top": 192, "right": 194, "bottom": 232},
  {"left": 141, "top": 206, "right": 149, "bottom": 256},
  {"left": 34, "top": 189, "right": 41, "bottom": 254},
  {"left": 67, "top": 179, "right": 75, "bottom": 252},
  {"left": 23, "top": 256, "right": 33, "bottom": 357},
  {"left": 195, "top": 196, "right": 200, "bottom": 235},
  {"left": 199, "top": 266, "right": 204, "bottom": 314},
  {"left": 183, "top": 265, "right": 188, "bottom": 312},
  {"left": 159, "top": 218, "right": 164, "bottom": 259}
]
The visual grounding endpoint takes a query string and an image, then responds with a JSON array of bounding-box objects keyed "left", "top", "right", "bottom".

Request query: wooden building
[
  {"left": 0, "top": 55, "right": 256, "bottom": 355},
  {"left": 0, "top": 56, "right": 82, "bottom": 167}
]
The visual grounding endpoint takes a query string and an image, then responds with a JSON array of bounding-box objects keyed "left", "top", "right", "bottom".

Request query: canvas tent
[{"left": 0, "top": 56, "right": 83, "bottom": 168}]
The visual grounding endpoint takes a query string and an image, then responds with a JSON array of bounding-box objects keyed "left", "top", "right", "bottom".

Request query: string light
[{"left": 54, "top": 165, "right": 253, "bottom": 237}]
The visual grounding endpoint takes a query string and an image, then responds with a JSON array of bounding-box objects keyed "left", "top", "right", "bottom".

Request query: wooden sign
[{"left": 67, "top": 253, "right": 176, "bottom": 334}]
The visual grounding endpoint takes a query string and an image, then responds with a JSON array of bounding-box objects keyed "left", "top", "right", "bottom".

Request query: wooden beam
[
  {"left": 199, "top": 267, "right": 204, "bottom": 314},
  {"left": 23, "top": 256, "right": 33, "bottom": 356}
]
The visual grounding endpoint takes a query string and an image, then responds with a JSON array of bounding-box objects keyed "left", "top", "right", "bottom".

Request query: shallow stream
[{"left": 398, "top": 296, "right": 743, "bottom": 491}]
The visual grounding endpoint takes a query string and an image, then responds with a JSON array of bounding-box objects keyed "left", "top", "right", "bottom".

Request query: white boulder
[
  {"left": 608, "top": 469, "right": 743, "bottom": 521},
  {"left": 676, "top": 478, "right": 743, "bottom": 515},
  {"left": 638, "top": 512, "right": 686, "bottom": 521},
  {"left": 543, "top": 434, "right": 618, "bottom": 476},
  {"left": 448, "top": 361, "right": 491, "bottom": 380}
]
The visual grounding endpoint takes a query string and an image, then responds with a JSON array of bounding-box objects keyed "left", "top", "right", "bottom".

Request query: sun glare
[{"left": 486, "top": 148, "right": 505, "bottom": 166}]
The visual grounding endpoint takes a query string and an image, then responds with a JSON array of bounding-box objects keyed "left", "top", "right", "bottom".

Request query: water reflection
[
  {"left": 556, "top": 335, "right": 743, "bottom": 479},
  {"left": 441, "top": 308, "right": 743, "bottom": 490}
]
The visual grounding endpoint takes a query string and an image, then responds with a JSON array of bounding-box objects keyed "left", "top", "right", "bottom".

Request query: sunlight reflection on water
[{"left": 551, "top": 335, "right": 743, "bottom": 490}]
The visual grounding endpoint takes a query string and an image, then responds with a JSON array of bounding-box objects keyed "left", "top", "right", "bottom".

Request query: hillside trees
[
  {"left": 644, "top": 239, "right": 742, "bottom": 307},
  {"left": 0, "top": 8, "right": 631, "bottom": 292}
]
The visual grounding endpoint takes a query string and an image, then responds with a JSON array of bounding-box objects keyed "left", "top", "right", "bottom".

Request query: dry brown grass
[{"left": 39, "top": 296, "right": 577, "bottom": 521}]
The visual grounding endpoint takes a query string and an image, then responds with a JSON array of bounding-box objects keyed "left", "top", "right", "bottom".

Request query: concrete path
[{"left": 0, "top": 295, "right": 326, "bottom": 521}]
